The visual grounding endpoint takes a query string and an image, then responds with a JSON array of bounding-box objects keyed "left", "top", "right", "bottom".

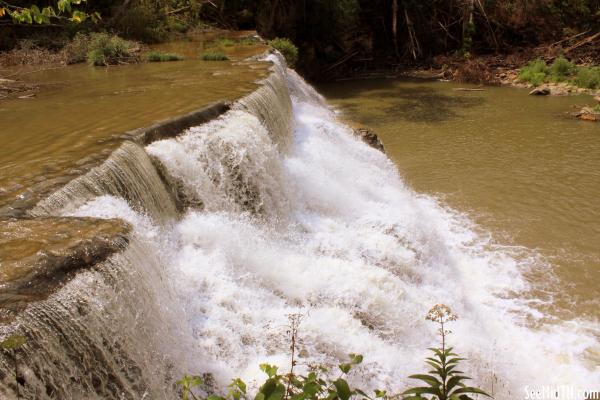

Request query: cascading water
[{"left": 2, "top": 53, "right": 598, "bottom": 399}]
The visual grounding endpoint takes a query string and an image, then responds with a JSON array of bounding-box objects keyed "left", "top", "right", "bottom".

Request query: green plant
[
  {"left": 518, "top": 59, "right": 549, "bottom": 86},
  {"left": 201, "top": 51, "right": 229, "bottom": 61},
  {"left": 548, "top": 56, "right": 576, "bottom": 82},
  {"left": 0, "top": 0, "right": 99, "bottom": 25},
  {"left": 86, "top": 32, "right": 138, "bottom": 66},
  {"left": 146, "top": 51, "right": 184, "bottom": 61},
  {"left": 268, "top": 37, "right": 298, "bottom": 67},
  {"left": 574, "top": 66, "right": 600, "bottom": 89},
  {"left": 218, "top": 38, "right": 236, "bottom": 47},
  {"left": 63, "top": 32, "right": 91, "bottom": 64},
  {"left": 402, "top": 305, "right": 490, "bottom": 400}
]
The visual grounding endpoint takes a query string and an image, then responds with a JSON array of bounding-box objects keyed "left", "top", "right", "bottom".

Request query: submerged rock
[
  {"left": 575, "top": 107, "right": 600, "bottom": 121},
  {"left": 353, "top": 127, "right": 385, "bottom": 153},
  {"left": 0, "top": 217, "right": 130, "bottom": 322}
]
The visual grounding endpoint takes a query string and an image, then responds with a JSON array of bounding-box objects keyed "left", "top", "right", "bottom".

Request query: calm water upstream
[{"left": 321, "top": 79, "right": 600, "bottom": 324}]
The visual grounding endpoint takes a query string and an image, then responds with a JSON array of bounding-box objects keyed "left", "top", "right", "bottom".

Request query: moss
[
  {"left": 146, "top": 51, "right": 184, "bottom": 62},
  {"left": 200, "top": 51, "right": 229, "bottom": 61},
  {"left": 268, "top": 37, "right": 298, "bottom": 67}
]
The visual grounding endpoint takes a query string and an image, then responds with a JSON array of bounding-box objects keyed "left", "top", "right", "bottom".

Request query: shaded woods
[
  {"left": 1, "top": 0, "right": 599, "bottom": 78},
  {"left": 207, "top": 0, "right": 600, "bottom": 78}
]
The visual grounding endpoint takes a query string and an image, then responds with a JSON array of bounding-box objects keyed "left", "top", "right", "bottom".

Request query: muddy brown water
[
  {"left": 321, "top": 79, "right": 600, "bottom": 324},
  {"left": 0, "top": 35, "right": 268, "bottom": 213}
]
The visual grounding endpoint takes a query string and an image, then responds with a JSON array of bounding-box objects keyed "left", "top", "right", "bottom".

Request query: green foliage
[
  {"left": 219, "top": 38, "right": 236, "bottom": 47},
  {"left": 574, "top": 66, "right": 600, "bottom": 89},
  {"left": 178, "top": 306, "right": 491, "bottom": 400},
  {"left": 86, "top": 32, "right": 138, "bottom": 66},
  {"left": 402, "top": 305, "right": 490, "bottom": 400},
  {"left": 201, "top": 50, "right": 229, "bottom": 61},
  {"left": 518, "top": 59, "right": 549, "bottom": 86},
  {"left": 268, "top": 37, "right": 298, "bottom": 67},
  {"left": 63, "top": 32, "right": 91, "bottom": 64},
  {"left": 178, "top": 354, "right": 369, "bottom": 400},
  {"left": 548, "top": 56, "right": 576, "bottom": 81},
  {"left": 0, "top": 0, "right": 99, "bottom": 25},
  {"left": 146, "top": 51, "right": 184, "bottom": 62}
]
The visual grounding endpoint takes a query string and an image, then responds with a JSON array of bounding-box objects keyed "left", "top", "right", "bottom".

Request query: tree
[{"left": 0, "top": 0, "right": 99, "bottom": 25}]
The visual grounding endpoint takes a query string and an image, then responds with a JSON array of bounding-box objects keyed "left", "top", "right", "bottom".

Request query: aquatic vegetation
[
  {"left": 201, "top": 51, "right": 229, "bottom": 61},
  {"left": 268, "top": 37, "right": 298, "bottom": 67},
  {"left": 146, "top": 51, "right": 184, "bottom": 62}
]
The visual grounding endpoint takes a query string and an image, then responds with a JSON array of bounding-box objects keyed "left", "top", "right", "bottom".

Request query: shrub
[
  {"left": 146, "top": 51, "right": 184, "bottom": 62},
  {"left": 87, "top": 33, "right": 138, "bottom": 66},
  {"left": 64, "top": 32, "right": 91, "bottom": 64},
  {"left": 268, "top": 37, "right": 299, "bottom": 67},
  {"left": 201, "top": 51, "right": 229, "bottom": 61},
  {"left": 548, "top": 56, "right": 576, "bottom": 82},
  {"left": 518, "top": 58, "right": 549, "bottom": 86},
  {"left": 218, "top": 38, "right": 236, "bottom": 47},
  {"left": 574, "top": 67, "right": 600, "bottom": 89},
  {"left": 178, "top": 306, "right": 490, "bottom": 400}
]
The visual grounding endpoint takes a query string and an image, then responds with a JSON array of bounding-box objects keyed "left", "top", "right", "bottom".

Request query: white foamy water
[{"left": 74, "top": 56, "right": 599, "bottom": 399}]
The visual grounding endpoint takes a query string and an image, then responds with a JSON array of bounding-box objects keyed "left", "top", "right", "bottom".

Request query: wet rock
[
  {"left": 529, "top": 86, "right": 551, "bottom": 95},
  {"left": 574, "top": 107, "right": 600, "bottom": 122},
  {"left": 0, "top": 217, "right": 131, "bottom": 321},
  {"left": 353, "top": 127, "right": 385, "bottom": 153}
]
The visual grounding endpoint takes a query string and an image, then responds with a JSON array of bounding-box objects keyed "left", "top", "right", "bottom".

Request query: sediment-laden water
[{"left": 1, "top": 55, "right": 598, "bottom": 399}]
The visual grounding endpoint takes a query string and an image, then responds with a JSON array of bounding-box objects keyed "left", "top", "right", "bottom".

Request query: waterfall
[
  {"left": 29, "top": 141, "right": 178, "bottom": 223},
  {"left": 2, "top": 53, "right": 598, "bottom": 400}
]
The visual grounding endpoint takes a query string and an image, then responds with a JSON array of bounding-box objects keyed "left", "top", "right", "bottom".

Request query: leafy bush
[
  {"left": 64, "top": 32, "right": 91, "bottom": 64},
  {"left": 548, "top": 56, "right": 576, "bottom": 82},
  {"left": 574, "top": 66, "right": 600, "bottom": 89},
  {"left": 146, "top": 51, "right": 184, "bottom": 62},
  {"left": 87, "top": 33, "right": 138, "bottom": 66},
  {"left": 518, "top": 59, "right": 549, "bottom": 86},
  {"left": 268, "top": 37, "right": 298, "bottom": 67},
  {"left": 178, "top": 306, "right": 490, "bottom": 400},
  {"left": 201, "top": 51, "right": 229, "bottom": 61}
]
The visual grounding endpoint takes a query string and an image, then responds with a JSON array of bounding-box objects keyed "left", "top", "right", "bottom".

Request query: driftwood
[
  {"left": 564, "top": 31, "right": 600, "bottom": 54},
  {"left": 452, "top": 88, "right": 484, "bottom": 91}
]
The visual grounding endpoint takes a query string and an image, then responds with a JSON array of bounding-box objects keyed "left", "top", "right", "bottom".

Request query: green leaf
[
  {"left": 258, "top": 378, "right": 286, "bottom": 400},
  {"left": 449, "top": 387, "right": 492, "bottom": 398},
  {"left": 446, "top": 375, "right": 471, "bottom": 391},
  {"left": 408, "top": 374, "right": 441, "bottom": 387},
  {"left": 333, "top": 378, "right": 351, "bottom": 400},
  {"left": 374, "top": 389, "right": 386, "bottom": 398},
  {"left": 260, "top": 364, "right": 278, "bottom": 378},
  {"left": 403, "top": 387, "right": 443, "bottom": 397},
  {"left": 0, "top": 335, "right": 26, "bottom": 350},
  {"left": 349, "top": 353, "right": 363, "bottom": 364},
  {"left": 303, "top": 381, "right": 320, "bottom": 397},
  {"left": 339, "top": 363, "right": 352, "bottom": 374}
]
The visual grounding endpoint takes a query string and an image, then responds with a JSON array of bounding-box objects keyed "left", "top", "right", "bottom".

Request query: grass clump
[
  {"left": 146, "top": 51, "right": 184, "bottom": 62},
  {"left": 64, "top": 32, "right": 92, "bottom": 64},
  {"left": 574, "top": 66, "right": 600, "bottom": 89},
  {"left": 218, "top": 38, "right": 236, "bottom": 47},
  {"left": 201, "top": 51, "right": 229, "bottom": 61},
  {"left": 86, "top": 33, "right": 139, "bottom": 66},
  {"left": 268, "top": 37, "right": 298, "bottom": 67},
  {"left": 548, "top": 56, "right": 576, "bottom": 81},
  {"left": 518, "top": 58, "right": 549, "bottom": 86}
]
